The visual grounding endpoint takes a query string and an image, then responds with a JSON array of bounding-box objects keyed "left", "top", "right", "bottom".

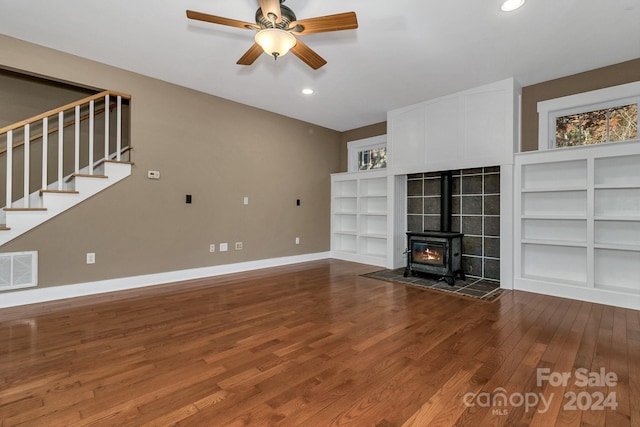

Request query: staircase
[{"left": 0, "top": 90, "right": 132, "bottom": 246}]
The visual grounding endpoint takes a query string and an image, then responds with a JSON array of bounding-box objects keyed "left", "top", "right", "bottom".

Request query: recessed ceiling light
[
  {"left": 501, "top": 0, "right": 526, "bottom": 11},
  {"left": 302, "top": 88, "right": 314, "bottom": 95}
]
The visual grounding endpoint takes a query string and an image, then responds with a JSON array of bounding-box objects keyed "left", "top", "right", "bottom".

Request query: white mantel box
[{"left": 387, "top": 78, "right": 521, "bottom": 174}]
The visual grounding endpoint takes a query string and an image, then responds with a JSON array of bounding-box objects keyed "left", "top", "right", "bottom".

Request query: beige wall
[
  {"left": 0, "top": 35, "right": 342, "bottom": 288},
  {"left": 0, "top": 69, "right": 95, "bottom": 127},
  {"left": 521, "top": 58, "right": 640, "bottom": 151}
]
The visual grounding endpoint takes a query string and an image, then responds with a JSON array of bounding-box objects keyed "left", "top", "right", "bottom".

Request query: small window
[
  {"left": 555, "top": 103, "right": 638, "bottom": 148},
  {"left": 538, "top": 82, "right": 640, "bottom": 151},
  {"left": 348, "top": 135, "right": 387, "bottom": 173},
  {"left": 357, "top": 147, "right": 387, "bottom": 171}
]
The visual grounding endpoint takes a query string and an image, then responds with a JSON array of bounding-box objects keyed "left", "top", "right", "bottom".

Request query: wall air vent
[{"left": 0, "top": 251, "right": 38, "bottom": 291}]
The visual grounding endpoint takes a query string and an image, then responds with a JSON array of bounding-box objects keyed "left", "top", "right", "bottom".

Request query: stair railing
[{"left": 0, "top": 90, "right": 131, "bottom": 209}]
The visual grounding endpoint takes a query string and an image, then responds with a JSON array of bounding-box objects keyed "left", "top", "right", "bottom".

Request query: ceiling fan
[{"left": 186, "top": 0, "right": 358, "bottom": 70}]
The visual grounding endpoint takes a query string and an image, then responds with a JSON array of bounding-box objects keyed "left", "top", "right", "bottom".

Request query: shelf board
[
  {"left": 360, "top": 233, "right": 387, "bottom": 239},
  {"left": 333, "top": 230, "right": 357, "bottom": 236},
  {"left": 521, "top": 186, "right": 587, "bottom": 193},
  {"left": 522, "top": 239, "right": 587, "bottom": 248},
  {"left": 594, "top": 243, "right": 640, "bottom": 252},
  {"left": 359, "top": 212, "right": 387, "bottom": 216},
  {"left": 521, "top": 215, "right": 587, "bottom": 221},
  {"left": 333, "top": 196, "right": 357, "bottom": 199},
  {"left": 333, "top": 211, "right": 357, "bottom": 216},
  {"left": 594, "top": 216, "right": 640, "bottom": 222},
  {"left": 359, "top": 193, "right": 387, "bottom": 198},
  {"left": 594, "top": 184, "right": 640, "bottom": 190}
]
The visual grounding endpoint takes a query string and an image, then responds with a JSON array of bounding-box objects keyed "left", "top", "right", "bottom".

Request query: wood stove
[
  {"left": 404, "top": 231, "right": 465, "bottom": 285},
  {"left": 404, "top": 170, "right": 465, "bottom": 285}
]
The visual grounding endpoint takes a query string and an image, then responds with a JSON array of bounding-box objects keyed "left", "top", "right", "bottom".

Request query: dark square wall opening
[{"left": 407, "top": 167, "right": 500, "bottom": 281}]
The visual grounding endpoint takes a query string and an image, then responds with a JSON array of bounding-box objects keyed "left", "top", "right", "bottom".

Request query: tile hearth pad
[{"left": 362, "top": 268, "right": 503, "bottom": 301}]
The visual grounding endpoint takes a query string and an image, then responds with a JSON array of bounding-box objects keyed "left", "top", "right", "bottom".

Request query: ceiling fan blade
[
  {"left": 290, "top": 40, "right": 327, "bottom": 70},
  {"left": 186, "top": 10, "right": 259, "bottom": 30},
  {"left": 290, "top": 12, "right": 358, "bottom": 35},
  {"left": 237, "top": 43, "right": 264, "bottom": 66},
  {"left": 259, "top": 0, "right": 282, "bottom": 23}
]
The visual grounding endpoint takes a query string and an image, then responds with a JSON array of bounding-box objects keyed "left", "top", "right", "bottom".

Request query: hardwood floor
[{"left": 0, "top": 259, "right": 638, "bottom": 426}]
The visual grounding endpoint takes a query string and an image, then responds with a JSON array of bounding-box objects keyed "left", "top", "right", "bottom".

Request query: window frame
[
  {"left": 347, "top": 135, "right": 387, "bottom": 173},
  {"left": 538, "top": 81, "right": 640, "bottom": 151}
]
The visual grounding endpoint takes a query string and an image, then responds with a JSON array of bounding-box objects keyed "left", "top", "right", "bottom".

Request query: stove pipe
[{"left": 440, "top": 171, "right": 453, "bottom": 232}]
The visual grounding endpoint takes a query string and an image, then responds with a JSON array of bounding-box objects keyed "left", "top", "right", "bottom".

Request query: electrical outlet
[
  {"left": 243, "top": 197, "right": 249, "bottom": 205},
  {"left": 147, "top": 170, "right": 160, "bottom": 179},
  {"left": 220, "top": 243, "right": 228, "bottom": 252},
  {"left": 209, "top": 244, "right": 215, "bottom": 253},
  {"left": 295, "top": 237, "right": 300, "bottom": 245},
  {"left": 86, "top": 252, "right": 95, "bottom": 264},
  {"left": 235, "top": 242, "right": 243, "bottom": 250}
]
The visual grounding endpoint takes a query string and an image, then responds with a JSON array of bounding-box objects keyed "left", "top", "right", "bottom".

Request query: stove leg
[{"left": 444, "top": 272, "right": 455, "bottom": 286}]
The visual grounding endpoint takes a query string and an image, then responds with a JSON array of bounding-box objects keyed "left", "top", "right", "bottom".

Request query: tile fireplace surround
[{"left": 407, "top": 167, "right": 500, "bottom": 281}]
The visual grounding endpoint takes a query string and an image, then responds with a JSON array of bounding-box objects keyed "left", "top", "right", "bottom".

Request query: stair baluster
[
  {"left": 104, "top": 94, "right": 110, "bottom": 160},
  {"left": 89, "top": 100, "right": 94, "bottom": 175},
  {"left": 6, "top": 130, "right": 12, "bottom": 208},
  {"left": 74, "top": 104, "right": 80, "bottom": 175},
  {"left": 23, "top": 123, "right": 30, "bottom": 208},
  {"left": 116, "top": 96, "right": 122, "bottom": 161},
  {"left": 42, "top": 117, "right": 48, "bottom": 191},
  {"left": 57, "top": 111, "right": 64, "bottom": 191}
]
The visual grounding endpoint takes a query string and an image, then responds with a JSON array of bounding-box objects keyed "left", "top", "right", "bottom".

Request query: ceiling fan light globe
[
  {"left": 501, "top": 0, "right": 525, "bottom": 11},
  {"left": 255, "top": 29, "right": 297, "bottom": 58}
]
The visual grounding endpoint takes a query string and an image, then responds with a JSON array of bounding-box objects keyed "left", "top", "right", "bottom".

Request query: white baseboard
[
  {"left": 514, "top": 277, "right": 640, "bottom": 311},
  {"left": 0, "top": 252, "right": 330, "bottom": 308},
  {"left": 330, "top": 251, "right": 387, "bottom": 268}
]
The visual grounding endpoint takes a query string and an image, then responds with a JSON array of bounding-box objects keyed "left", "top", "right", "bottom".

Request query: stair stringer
[{"left": 0, "top": 162, "right": 132, "bottom": 246}]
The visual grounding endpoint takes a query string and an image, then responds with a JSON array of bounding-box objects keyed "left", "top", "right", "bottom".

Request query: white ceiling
[{"left": 1, "top": 0, "right": 639, "bottom": 132}]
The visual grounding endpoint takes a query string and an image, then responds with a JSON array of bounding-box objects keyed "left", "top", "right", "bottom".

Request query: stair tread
[
  {"left": 73, "top": 173, "right": 108, "bottom": 178},
  {"left": 100, "top": 159, "right": 135, "bottom": 166},
  {"left": 40, "top": 189, "right": 80, "bottom": 195},
  {"left": 65, "top": 173, "right": 108, "bottom": 183}
]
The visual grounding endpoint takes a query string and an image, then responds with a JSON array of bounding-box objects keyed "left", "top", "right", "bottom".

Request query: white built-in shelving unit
[
  {"left": 331, "top": 170, "right": 390, "bottom": 267},
  {"left": 514, "top": 140, "right": 640, "bottom": 309}
]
